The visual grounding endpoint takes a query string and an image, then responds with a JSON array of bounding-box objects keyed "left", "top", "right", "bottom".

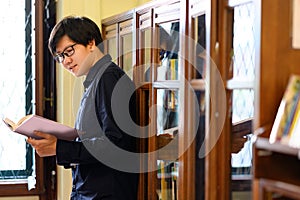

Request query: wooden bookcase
[
  {"left": 252, "top": 0, "right": 300, "bottom": 199},
  {"left": 101, "top": 0, "right": 300, "bottom": 199},
  {"left": 254, "top": 137, "right": 300, "bottom": 199},
  {"left": 101, "top": 0, "right": 239, "bottom": 199}
]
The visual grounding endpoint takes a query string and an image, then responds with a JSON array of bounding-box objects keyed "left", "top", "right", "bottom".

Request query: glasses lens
[
  {"left": 64, "top": 48, "right": 75, "bottom": 57},
  {"left": 53, "top": 43, "right": 76, "bottom": 63}
]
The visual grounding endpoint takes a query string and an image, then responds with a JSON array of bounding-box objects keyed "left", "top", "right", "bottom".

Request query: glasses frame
[{"left": 54, "top": 43, "right": 77, "bottom": 63}]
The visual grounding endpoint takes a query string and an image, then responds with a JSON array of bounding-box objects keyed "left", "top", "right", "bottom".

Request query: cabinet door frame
[{"left": 135, "top": 5, "right": 154, "bottom": 200}]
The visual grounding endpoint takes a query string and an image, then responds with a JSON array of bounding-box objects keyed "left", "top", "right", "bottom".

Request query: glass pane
[
  {"left": 231, "top": 89, "right": 254, "bottom": 170},
  {"left": 156, "top": 22, "right": 180, "bottom": 81},
  {"left": 156, "top": 89, "right": 179, "bottom": 135},
  {"left": 121, "top": 33, "right": 133, "bottom": 79},
  {"left": 0, "top": 0, "right": 32, "bottom": 179},
  {"left": 193, "top": 14, "right": 206, "bottom": 79},
  {"left": 143, "top": 28, "right": 152, "bottom": 82},
  {"left": 195, "top": 90, "right": 205, "bottom": 200},
  {"left": 232, "top": 3, "right": 255, "bottom": 80},
  {"left": 108, "top": 37, "right": 117, "bottom": 63},
  {"left": 192, "top": 13, "right": 207, "bottom": 199},
  {"left": 157, "top": 160, "right": 178, "bottom": 199},
  {"left": 156, "top": 89, "right": 179, "bottom": 199},
  {"left": 232, "top": 89, "right": 254, "bottom": 123},
  {"left": 231, "top": 2, "right": 255, "bottom": 197}
]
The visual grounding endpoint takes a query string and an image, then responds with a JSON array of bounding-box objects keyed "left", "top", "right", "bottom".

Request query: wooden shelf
[
  {"left": 254, "top": 137, "right": 300, "bottom": 199},
  {"left": 259, "top": 179, "right": 300, "bottom": 200},
  {"left": 254, "top": 137, "right": 300, "bottom": 159}
]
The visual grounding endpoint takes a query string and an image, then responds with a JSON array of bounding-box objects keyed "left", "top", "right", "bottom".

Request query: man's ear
[{"left": 88, "top": 39, "right": 96, "bottom": 51}]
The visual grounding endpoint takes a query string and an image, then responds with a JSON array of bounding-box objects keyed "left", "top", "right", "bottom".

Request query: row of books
[
  {"left": 269, "top": 74, "right": 300, "bottom": 148},
  {"left": 157, "top": 160, "right": 178, "bottom": 200}
]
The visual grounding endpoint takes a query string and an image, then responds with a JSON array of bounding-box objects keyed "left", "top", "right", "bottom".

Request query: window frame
[{"left": 0, "top": 0, "right": 57, "bottom": 199}]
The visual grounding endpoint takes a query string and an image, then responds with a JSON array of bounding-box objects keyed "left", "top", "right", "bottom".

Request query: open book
[{"left": 2, "top": 114, "right": 78, "bottom": 141}]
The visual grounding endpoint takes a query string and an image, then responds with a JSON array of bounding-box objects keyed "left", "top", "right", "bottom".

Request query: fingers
[
  {"left": 26, "top": 131, "right": 57, "bottom": 157},
  {"left": 27, "top": 131, "right": 57, "bottom": 145}
]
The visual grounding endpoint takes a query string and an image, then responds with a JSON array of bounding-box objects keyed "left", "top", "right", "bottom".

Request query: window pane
[
  {"left": 0, "top": 0, "right": 33, "bottom": 180},
  {"left": 232, "top": 89, "right": 254, "bottom": 123},
  {"left": 233, "top": 3, "right": 255, "bottom": 80},
  {"left": 231, "top": 2, "right": 255, "bottom": 177}
]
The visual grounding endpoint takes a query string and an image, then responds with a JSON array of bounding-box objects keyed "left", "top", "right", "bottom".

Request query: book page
[
  {"left": 2, "top": 117, "right": 17, "bottom": 131},
  {"left": 17, "top": 115, "right": 33, "bottom": 126}
]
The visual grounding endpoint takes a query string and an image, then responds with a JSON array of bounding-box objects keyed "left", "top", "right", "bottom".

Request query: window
[
  {"left": 0, "top": 0, "right": 34, "bottom": 182},
  {"left": 229, "top": 1, "right": 256, "bottom": 197},
  {"left": 0, "top": 0, "right": 57, "bottom": 198},
  {"left": 231, "top": 1, "right": 255, "bottom": 175}
]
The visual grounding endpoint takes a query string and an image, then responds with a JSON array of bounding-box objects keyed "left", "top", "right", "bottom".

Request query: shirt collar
[{"left": 83, "top": 54, "right": 112, "bottom": 89}]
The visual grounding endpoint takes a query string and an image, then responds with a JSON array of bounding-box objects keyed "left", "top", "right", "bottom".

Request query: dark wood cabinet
[
  {"left": 254, "top": 137, "right": 300, "bottom": 199},
  {"left": 101, "top": 0, "right": 239, "bottom": 199},
  {"left": 252, "top": 0, "right": 300, "bottom": 199}
]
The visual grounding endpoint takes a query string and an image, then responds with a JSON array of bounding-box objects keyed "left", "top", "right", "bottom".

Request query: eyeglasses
[{"left": 54, "top": 43, "right": 77, "bottom": 63}]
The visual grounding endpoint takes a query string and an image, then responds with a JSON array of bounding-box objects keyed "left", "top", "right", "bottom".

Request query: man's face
[{"left": 55, "top": 35, "right": 94, "bottom": 77}]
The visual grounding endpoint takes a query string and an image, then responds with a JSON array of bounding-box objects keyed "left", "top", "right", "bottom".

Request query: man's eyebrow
[{"left": 55, "top": 44, "right": 73, "bottom": 54}]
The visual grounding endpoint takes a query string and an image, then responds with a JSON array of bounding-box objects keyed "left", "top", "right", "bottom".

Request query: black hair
[{"left": 48, "top": 16, "right": 104, "bottom": 55}]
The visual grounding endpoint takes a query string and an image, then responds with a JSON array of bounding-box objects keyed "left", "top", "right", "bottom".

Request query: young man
[{"left": 27, "top": 16, "right": 139, "bottom": 200}]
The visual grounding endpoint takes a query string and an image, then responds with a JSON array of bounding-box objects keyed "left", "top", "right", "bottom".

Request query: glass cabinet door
[
  {"left": 153, "top": 1, "right": 181, "bottom": 199},
  {"left": 156, "top": 88, "right": 179, "bottom": 200},
  {"left": 192, "top": 14, "right": 207, "bottom": 200},
  {"left": 189, "top": 0, "right": 210, "bottom": 199},
  {"left": 102, "top": 13, "right": 134, "bottom": 76},
  {"left": 120, "top": 19, "right": 134, "bottom": 79}
]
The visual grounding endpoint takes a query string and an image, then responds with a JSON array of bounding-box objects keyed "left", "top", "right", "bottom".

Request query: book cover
[
  {"left": 170, "top": 59, "right": 178, "bottom": 80},
  {"left": 286, "top": 99, "right": 300, "bottom": 148},
  {"left": 2, "top": 114, "right": 78, "bottom": 141},
  {"left": 269, "top": 75, "right": 300, "bottom": 144}
]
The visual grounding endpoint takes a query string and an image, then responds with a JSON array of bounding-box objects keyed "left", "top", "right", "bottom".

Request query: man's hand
[{"left": 26, "top": 131, "right": 57, "bottom": 157}]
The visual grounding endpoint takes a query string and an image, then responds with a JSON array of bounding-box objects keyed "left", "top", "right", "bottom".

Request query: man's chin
[
  {"left": 73, "top": 70, "right": 87, "bottom": 77},
  {"left": 73, "top": 72, "right": 82, "bottom": 77},
  {"left": 69, "top": 68, "right": 79, "bottom": 76},
  {"left": 69, "top": 69, "right": 79, "bottom": 77}
]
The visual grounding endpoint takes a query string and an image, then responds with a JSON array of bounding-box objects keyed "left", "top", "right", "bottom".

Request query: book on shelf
[
  {"left": 269, "top": 74, "right": 300, "bottom": 148},
  {"left": 2, "top": 114, "right": 78, "bottom": 141},
  {"left": 169, "top": 59, "right": 178, "bottom": 80},
  {"left": 286, "top": 99, "right": 300, "bottom": 148},
  {"left": 157, "top": 160, "right": 177, "bottom": 200}
]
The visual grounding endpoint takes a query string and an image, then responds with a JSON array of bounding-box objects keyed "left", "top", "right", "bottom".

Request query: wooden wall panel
[{"left": 258, "top": 0, "right": 300, "bottom": 135}]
